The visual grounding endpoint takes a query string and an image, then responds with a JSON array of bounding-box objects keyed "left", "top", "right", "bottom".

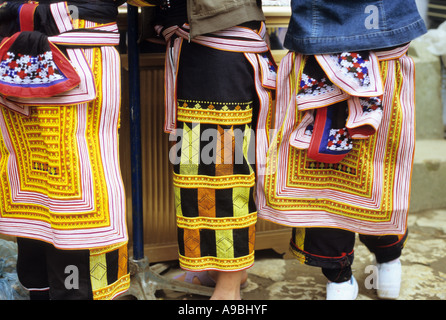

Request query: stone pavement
[{"left": 142, "top": 208, "right": 446, "bottom": 301}]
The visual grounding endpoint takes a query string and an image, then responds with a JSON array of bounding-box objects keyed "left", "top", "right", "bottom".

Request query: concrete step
[
  {"left": 409, "top": 41, "right": 444, "bottom": 140},
  {"left": 410, "top": 139, "right": 446, "bottom": 213}
]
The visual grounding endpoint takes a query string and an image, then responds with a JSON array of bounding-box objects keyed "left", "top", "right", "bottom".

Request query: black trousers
[
  {"left": 290, "top": 228, "right": 408, "bottom": 282},
  {"left": 16, "top": 237, "right": 127, "bottom": 300},
  {"left": 16, "top": 237, "right": 93, "bottom": 300}
]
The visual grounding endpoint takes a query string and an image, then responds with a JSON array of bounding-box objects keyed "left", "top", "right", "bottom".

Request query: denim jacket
[{"left": 284, "top": 0, "right": 427, "bottom": 54}]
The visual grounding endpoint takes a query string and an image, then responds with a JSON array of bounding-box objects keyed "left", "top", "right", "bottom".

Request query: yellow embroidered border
[
  {"left": 92, "top": 274, "right": 130, "bottom": 300},
  {"left": 3, "top": 106, "right": 79, "bottom": 196},
  {"left": 0, "top": 46, "right": 111, "bottom": 229},
  {"left": 176, "top": 212, "right": 257, "bottom": 230},
  {"left": 177, "top": 107, "right": 253, "bottom": 125},
  {"left": 179, "top": 251, "right": 255, "bottom": 271},
  {"left": 90, "top": 241, "right": 128, "bottom": 256},
  {"left": 173, "top": 172, "right": 255, "bottom": 189},
  {"left": 288, "top": 140, "right": 374, "bottom": 196}
]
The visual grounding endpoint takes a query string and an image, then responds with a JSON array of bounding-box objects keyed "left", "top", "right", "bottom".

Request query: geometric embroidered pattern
[
  {"left": 257, "top": 45, "right": 416, "bottom": 235},
  {"left": 0, "top": 51, "right": 65, "bottom": 85},
  {"left": 174, "top": 103, "right": 258, "bottom": 271},
  {"left": 177, "top": 99, "right": 253, "bottom": 125},
  {"left": 166, "top": 23, "right": 276, "bottom": 272},
  {"left": 176, "top": 212, "right": 257, "bottom": 230},
  {"left": 90, "top": 255, "right": 107, "bottom": 285},
  {"left": 327, "top": 127, "right": 353, "bottom": 151},
  {"left": 0, "top": 62, "right": 108, "bottom": 228},
  {"left": 338, "top": 51, "right": 370, "bottom": 86},
  {"left": 92, "top": 274, "right": 130, "bottom": 301},
  {"left": 173, "top": 172, "right": 255, "bottom": 189},
  {"left": 0, "top": 21, "right": 127, "bottom": 249}
]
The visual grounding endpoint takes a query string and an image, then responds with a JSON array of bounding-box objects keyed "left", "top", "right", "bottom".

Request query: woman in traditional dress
[
  {"left": 256, "top": 0, "right": 427, "bottom": 299},
  {"left": 0, "top": 0, "right": 153, "bottom": 300},
  {"left": 153, "top": 0, "right": 275, "bottom": 299}
]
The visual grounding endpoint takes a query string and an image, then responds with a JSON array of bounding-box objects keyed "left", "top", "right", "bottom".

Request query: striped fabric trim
[
  {"left": 177, "top": 106, "right": 253, "bottom": 125},
  {"left": 346, "top": 96, "right": 383, "bottom": 137},
  {"left": 160, "top": 23, "right": 269, "bottom": 52},
  {"left": 374, "top": 43, "right": 410, "bottom": 61},
  {"left": 297, "top": 87, "right": 350, "bottom": 112},
  {"left": 0, "top": 95, "right": 29, "bottom": 116},
  {"left": 244, "top": 51, "right": 275, "bottom": 184},
  {"left": 48, "top": 24, "right": 120, "bottom": 47},
  {"left": 0, "top": 44, "right": 127, "bottom": 249},
  {"left": 289, "top": 110, "right": 314, "bottom": 149}
]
